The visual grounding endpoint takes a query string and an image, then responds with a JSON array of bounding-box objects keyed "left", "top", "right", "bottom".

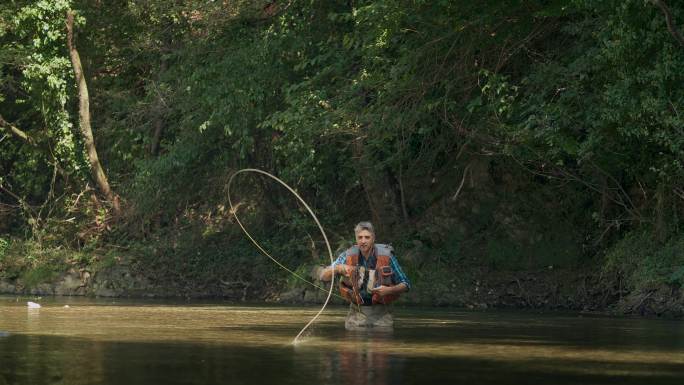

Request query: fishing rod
[{"left": 227, "top": 168, "right": 339, "bottom": 344}]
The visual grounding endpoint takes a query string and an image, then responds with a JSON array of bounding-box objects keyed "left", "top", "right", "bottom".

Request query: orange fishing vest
[{"left": 338, "top": 244, "right": 400, "bottom": 305}]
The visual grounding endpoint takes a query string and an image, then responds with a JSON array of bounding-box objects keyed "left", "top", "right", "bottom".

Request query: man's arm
[
  {"left": 320, "top": 264, "right": 354, "bottom": 281},
  {"left": 371, "top": 282, "right": 408, "bottom": 297},
  {"left": 318, "top": 253, "right": 349, "bottom": 281}
]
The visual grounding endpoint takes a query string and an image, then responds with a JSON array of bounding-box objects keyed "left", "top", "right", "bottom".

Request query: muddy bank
[
  {"left": 3, "top": 263, "right": 681, "bottom": 318},
  {"left": 281, "top": 268, "right": 683, "bottom": 318}
]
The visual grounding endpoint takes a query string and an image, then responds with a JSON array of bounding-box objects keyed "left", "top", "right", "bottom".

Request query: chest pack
[{"left": 338, "top": 244, "right": 400, "bottom": 305}]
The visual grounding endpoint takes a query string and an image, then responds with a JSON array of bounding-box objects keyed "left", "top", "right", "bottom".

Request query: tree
[
  {"left": 0, "top": 0, "right": 119, "bottom": 237},
  {"left": 66, "top": 9, "right": 119, "bottom": 212}
]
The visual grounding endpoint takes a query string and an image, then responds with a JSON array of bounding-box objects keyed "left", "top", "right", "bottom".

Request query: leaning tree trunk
[
  {"left": 351, "top": 136, "right": 402, "bottom": 238},
  {"left": 66, "top": 10, "right": 119, "bottom": 213}
]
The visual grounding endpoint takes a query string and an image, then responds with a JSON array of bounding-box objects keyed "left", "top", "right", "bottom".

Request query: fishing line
[{"left": 227, "top": 168, "right": 338, "bottom": 344}]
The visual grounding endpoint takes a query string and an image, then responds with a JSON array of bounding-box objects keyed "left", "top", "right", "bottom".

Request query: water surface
[{"left": 1, "top": 296, "right": 683, "bottom": 384}]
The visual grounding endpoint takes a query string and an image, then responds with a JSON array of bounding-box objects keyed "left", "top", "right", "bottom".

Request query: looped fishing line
[{"left": 227, "top": 168, "right": 338, "bottom": 344}]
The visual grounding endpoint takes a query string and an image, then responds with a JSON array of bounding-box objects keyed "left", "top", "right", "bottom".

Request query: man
[{"left": 319, "top": 221, "right": 410, "bottom": 330}]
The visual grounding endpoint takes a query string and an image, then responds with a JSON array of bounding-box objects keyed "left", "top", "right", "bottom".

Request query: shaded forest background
[{"left": 1, "top": 0, "right": 683, "bottom": 314}]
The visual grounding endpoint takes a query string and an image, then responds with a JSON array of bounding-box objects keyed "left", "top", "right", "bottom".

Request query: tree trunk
[
  {"left": 150, "top": 34, "right": 170, "bottom": 156},
  {"left": 654, "top": 183, "right": 667, "bottom": 243},
  {"left": 351, "top": 137, "right": 402, "bottom": 237},
  {"left": 66, "top": 10, "right": 119, "bottom": 213},
  {"left": 150, "top": 114, "right": 164, "bottom": 156}
]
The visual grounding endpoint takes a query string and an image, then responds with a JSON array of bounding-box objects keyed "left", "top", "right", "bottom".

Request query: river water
[{"left": 1, "top": 296, "right": 683, "bottom": 385}]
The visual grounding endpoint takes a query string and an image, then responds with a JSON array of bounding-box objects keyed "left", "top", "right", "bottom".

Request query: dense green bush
[
  {"left": 605, "top": 230, "right": 684, "bottom": 291},
  {"left": 1, "top": 0, "right": 682, "bottom": 301}
]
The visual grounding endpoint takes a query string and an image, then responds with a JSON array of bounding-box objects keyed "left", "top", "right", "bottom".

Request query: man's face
[{"left": 356, "top": 229, "right": 374, "bottom": 256}]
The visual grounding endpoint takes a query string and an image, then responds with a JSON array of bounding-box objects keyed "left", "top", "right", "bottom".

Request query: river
[{"left": 1, "top": 296, "right": 683, "bottom": 384}]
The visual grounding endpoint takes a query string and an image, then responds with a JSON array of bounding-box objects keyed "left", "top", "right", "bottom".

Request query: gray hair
[{"left": 354, "top": 221, "right": 375, "bottom": 237}]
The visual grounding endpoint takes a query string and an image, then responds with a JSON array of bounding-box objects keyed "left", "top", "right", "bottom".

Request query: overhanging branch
[
  {"left": 649, "top": 0, "right": 684, "bottom": 47},
  {"left": 0, "top": 114, "right": 36, "bottom": 146}
]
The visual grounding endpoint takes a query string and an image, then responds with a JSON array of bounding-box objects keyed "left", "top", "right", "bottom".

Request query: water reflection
[
  {"left": 334, "top": 333, "right": 404, "bottom": 385},
  {"left": 26, "top": 308, "right": 40, "bottom": 330},
  {"left": 296, "top": 332, "right": 404, "bottom": 385},
  {"left": 1, "top": 297, "right": 683, "bottom": 385}
]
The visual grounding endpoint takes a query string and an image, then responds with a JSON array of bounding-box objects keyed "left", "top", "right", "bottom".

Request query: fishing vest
[{"left": 339, "top": 244, "right": 400, "bottom": 305}]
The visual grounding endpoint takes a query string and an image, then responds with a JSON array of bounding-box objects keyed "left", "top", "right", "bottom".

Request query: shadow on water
[
  {"left": 392, "top": 308, "right": 684, "bottom": 353},
  {"left": 211, "top": 307, "right": 684, "bottom": 353},
  {"left": 1, "top": 332, "right": 683, "bottom": 385}
]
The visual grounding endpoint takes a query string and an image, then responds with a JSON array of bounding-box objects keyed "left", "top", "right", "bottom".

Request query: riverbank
[{"left": 2, "top": 253, "right": 682, "bottom": 318}]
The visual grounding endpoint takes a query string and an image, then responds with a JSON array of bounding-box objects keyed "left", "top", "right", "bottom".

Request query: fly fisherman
[{"left": 319, "top": 221, "right": 410, "bottom": 329}]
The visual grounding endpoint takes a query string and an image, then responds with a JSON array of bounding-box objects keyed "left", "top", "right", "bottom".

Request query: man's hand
[
  {"left": 371, "top": 285, "right": 393, "bottom": 297},
  {"left": 335, "top": 264, "right": 353, "bottom": 277},
  {"left": 371, "top": 283, "right": 408, "bottom": 297},
  {"left": 319, "top": 264, "right": 353, "bottom": 281}
]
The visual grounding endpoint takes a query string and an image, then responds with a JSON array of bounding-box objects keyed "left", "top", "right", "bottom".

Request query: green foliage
[
  {"left": 129, "top": 137, "right": 212, "bottom": 217},
  {"left": 20, "top": 265, "right": 57, "bottom": 288},
  {"left": 1, "top": 0, "right": 683, "bottom": 303},
  {"left": 4, "top": 0, "right": 85, "bottom": 175},
  {"left": 95, "top": 254, "right": 118, "bottom": 271},
  {"left": 1, "top": 0, "right": 92, "bottom": 245},
  {"left": 488, "top": 0, "right": 684, "bottom": 227},
  {"left": 0, "top": 239, "right": 72, "bottom": 286},
  {"left": 605, "top": 230, "right": 684, "bottom": 290},
  {"left": 123, "top": 0, "right": 681, "bottom": 294},
  {"left": 0, "top": 237, "right": 8, "bottom": 260}
]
